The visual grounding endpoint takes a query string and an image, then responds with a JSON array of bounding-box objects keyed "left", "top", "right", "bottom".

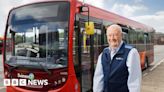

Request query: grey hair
[{"left": 107, "top": 24, "right": 122, "bottom": 33}]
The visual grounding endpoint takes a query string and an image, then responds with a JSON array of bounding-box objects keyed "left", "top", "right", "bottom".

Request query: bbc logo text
[{"left": 4, "top": 79, "right": 48, "bottom": 86}]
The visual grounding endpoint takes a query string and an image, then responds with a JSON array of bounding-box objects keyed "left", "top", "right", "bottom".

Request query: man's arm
[
  {"left": 93, "top": 53, "right": 104, "bottom": 92},
  {"left": 127, "top": 48, "right": 142, "bottom": 92}
]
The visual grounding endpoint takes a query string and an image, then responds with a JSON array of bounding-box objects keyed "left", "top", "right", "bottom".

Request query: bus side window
[
  {"left": 122, "top": 32, "right": 128, "bottom": 43},
  {"left": 138, "top": 31, "right": 144, "bottom": 44},
  {"left": 129, "top": 29, "right": 134, "bottom": 44},
  {"left": 122, "top": 27, "right": 129, "bottom": 43}
]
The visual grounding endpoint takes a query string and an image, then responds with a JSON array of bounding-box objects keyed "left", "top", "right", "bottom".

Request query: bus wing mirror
[{"left": 85, "top": 22, "right": 94, "bottom": 35}]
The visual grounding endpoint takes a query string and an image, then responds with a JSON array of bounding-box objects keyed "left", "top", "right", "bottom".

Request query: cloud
[
  {"left": 108, "top": 3, "right": 164, "bottom": 33},
  {"left": 131, "top": 11, "right": 164, "bottom": 33},
  {"left": 110, "top": 3, "right": 148, "bottom": 17},
  {"left": 79, "top": 0, "right": 106, "bottom": 9},
  {"left": 107, "top": 3, "right": 164, "bottom": 32},
  {"left": 0, "top": 1, "right": 22, "bottom": 37},
  {"left": 134, "top": 0, "right": 143, "bottom": 3}
]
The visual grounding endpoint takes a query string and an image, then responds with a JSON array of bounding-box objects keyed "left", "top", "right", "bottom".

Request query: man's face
[{"left": 106, "top": 27, "right": 122, "bottom": 49}]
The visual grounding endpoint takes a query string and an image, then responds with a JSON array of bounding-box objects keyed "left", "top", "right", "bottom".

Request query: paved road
[
  {"left": 0, "top": 45, "right": 164, "bottom": 92},
  {"left": 0, "top": 54, "right": 5, "bottom": 92},
  {"left": 154, "top": 45, "right": 164, "bottom": 63},
  {"left": 142, "top": 59, "right": 164, "bottom": 92},
  {"left": 0, "top": 54, "right": 3, "bottom": 86},
  {"left": 142, "top": 45, "right": 164, "bottom": 92}
]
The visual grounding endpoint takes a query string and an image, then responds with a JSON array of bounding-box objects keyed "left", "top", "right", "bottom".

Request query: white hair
[{"left": 107, "top": 24, "right": 122, "bottom": 33}]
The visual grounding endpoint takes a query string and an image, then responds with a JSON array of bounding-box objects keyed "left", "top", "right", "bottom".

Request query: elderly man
[{"left": 93, "top": 24, "right": 142, "bottom": 92}]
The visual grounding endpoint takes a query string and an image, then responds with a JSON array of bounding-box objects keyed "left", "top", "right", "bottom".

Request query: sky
[{"left": 0, "top": 0, "right": 164, "bottom": 37}]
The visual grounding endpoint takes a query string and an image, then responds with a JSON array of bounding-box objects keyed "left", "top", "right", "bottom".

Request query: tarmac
[{"left": 141, "top": 58, "right": 164, "bottom": 92}]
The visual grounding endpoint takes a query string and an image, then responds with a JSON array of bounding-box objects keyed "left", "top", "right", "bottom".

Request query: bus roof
[
  {"left": 76, "top": 1, "right": 154, "bottom": 32},
  {"left": 8, "top": 0, "right": 154, "bottom": 32}
]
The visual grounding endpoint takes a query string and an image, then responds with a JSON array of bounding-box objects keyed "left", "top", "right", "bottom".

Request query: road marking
[
  {"left": 143, "top": 73, "right": 148, "bottom": 77},
  {"left": 143, "top": 58, "right": 164, "bottom": 77},
  {"left": 149, "top": 58, "right": 164, "bottom": 71},
  {"left": 0, "top": 86, "right": 5, "bottom": 90}
]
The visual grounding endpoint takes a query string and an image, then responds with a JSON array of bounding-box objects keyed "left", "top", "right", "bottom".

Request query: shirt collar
[{"left": 109, "top": 41, "right": 123, "bottom": 53}]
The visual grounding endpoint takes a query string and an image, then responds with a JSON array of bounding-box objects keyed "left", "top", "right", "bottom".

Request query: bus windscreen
[{"left": 5, "top": 2, "right": 70, "bottom": 69}]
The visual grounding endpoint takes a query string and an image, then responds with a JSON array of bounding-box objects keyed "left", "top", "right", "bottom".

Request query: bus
[{"left": 3, "top": 0, "right": 155, "bottom": 92}]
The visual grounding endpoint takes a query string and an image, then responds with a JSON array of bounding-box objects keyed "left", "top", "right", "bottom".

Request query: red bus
[{"left": 3, "top": 0, "right": 154, "bottom": 92}]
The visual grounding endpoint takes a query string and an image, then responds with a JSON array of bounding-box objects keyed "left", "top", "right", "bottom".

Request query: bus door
[{"left": 73, "top": 20, "right": 103, "bottom": 92}]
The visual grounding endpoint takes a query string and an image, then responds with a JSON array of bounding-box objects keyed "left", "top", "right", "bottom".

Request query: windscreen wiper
[
  {"left": 8, "top": 63, "right": 51, "bottom": 78},
  {"left": 38, "top": 62, "right": 52, "bottom": 75},
  {"left": 8, "top": 65, "right": 25, "bottom": 78},
  {"left": 8, "top": 57, "right": 52, "bottom": 76},
  {"left": 28, "top": 58, "right": 52, "bottom": 75}
]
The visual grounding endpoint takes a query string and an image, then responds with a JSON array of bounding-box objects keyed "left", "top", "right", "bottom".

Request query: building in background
[{"left": 154, "top": 32, "right": 164, "bottom": 45}]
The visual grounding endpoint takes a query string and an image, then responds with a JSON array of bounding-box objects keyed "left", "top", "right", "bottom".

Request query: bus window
[
  {"left": 5, "top": 30, "right": 13, "bottom": 59},
  {"left": 122, "top": 32, "right": 128, "bottom": 43},
  {"left": 122, "top": 27, "right": 129, "bottom": 43},
  {"left": 135, "top": 30, "right": 145, "bottom": 52},
  {"left": 138, "top": 31, "right": 144, "bottom": 44},
  {"left": 133, "top": 30, "right": 137, "bottom": 44},
  {"left": 73, "top": 26, "right": 92, "bottom": 91},
  {"left": 81, "top": 28, "right": 92, "bottom": 92},
  {"left": 128, "top": 29, "right": 135, "bottom": 44},
  {"left": 104, "top": 31, "right": 108, "bottom": 46},
  {"left": 7, "top": 23, "right": 68, "bottom": 68},
  {"left": 94, "top": 29, "right": 102, "bottom": 64},
  {"left": 4, "top": 2, "right": 70, "bottom": 91},
  {"left": 6, "top": 1, "right": 69, "bottom": 67}
]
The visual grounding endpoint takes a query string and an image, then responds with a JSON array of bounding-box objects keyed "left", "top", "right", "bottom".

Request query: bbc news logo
[
  {"left": 4, "top": 73, "right": 48, "bottom": 86},
  {"left": 4, "top": 79, "right": 48, "bottom": 86}
]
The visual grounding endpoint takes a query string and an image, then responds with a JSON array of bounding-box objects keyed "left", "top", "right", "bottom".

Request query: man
[{"left": 93, "top": 24, "right": 141, "bottom": 92}]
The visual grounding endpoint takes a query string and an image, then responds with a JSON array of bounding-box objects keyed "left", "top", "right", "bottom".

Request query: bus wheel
[{"left": 144, "top": 57, "right": 149, "bottom": 69}]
